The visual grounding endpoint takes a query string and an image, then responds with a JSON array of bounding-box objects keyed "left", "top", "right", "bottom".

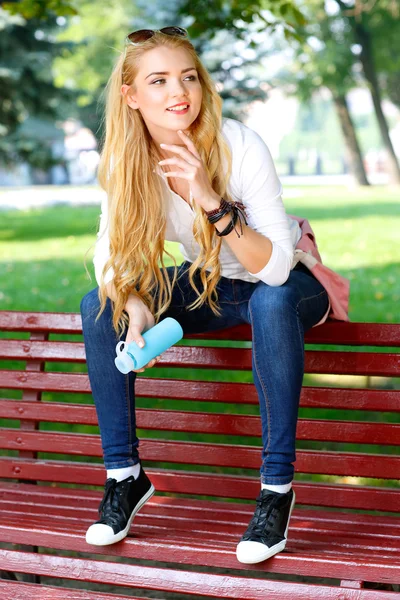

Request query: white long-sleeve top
[{"left": 93, "top": 117, "right": 301, "bottom": 287}]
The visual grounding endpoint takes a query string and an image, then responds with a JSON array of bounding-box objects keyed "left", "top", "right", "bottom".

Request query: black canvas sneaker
[
  {"left": 85, "top": 462, "right": 155, "bottom": 546},
  {"left": 236, "top": 488, "right": 295, "bottom": 564}
]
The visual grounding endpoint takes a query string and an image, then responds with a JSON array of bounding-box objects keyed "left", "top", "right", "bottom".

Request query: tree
[
  {"left": 177, "top": 0, "right": 307, "bottom": 43},
  {"left": 2, "top": 0, "right": 78, "bottom": 19},
  {"left": 369, "top": 3, "right": 400, "bottom": 109},
  {"left": 334, "top": 0, "right": 400, "bottom": 184},
  {"left": 52, "top": 0, "right": 141, "bottom": 143},
  {"left": 0, "top": 7, "right": 78, "bottom": 166},
  {"left": 268, "top": 1, "right": 369, "bottom": 184}
]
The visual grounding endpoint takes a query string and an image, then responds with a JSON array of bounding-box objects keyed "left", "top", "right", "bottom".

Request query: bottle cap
[
  {"left": 115, "top": 352, "right": 136, "bottom": 374},
  {"left": 115, "top": 341, "right": 137, "bottom": 373}
]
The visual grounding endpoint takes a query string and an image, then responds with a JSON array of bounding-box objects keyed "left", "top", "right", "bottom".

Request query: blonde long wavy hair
[{"left": 95, "top": 30, "right": 234, "bottom": 338}]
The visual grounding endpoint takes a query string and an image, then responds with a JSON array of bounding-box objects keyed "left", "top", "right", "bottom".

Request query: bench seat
[
  {"left": 1, "top": 478, "right": 400, "bottom": 585},
  {"left": 1, "top": 311, "right": 400, "bottom": 598}
]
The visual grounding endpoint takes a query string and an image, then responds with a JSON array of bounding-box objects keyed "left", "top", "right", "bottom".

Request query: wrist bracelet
[
  {"left": 206, "top": 198, "right": 232, "bottom": 224},
  {"left": 215, "top": 208, "right": 247, "bottom": 238},
  {"left": 215, "top": 212, "right": 237, "bottom": 237},
  {"left": 205, "top": 197, "right": 248, "bottom": 238},
  {"left": 206, "top": 198, "right": 248, "bottom": 222}
]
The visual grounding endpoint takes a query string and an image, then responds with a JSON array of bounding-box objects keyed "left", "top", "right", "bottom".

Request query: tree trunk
[
  {"left": 354, "top": 21, "right": 400, "bottom": 184},
  {"left": 333, "top": 94, "right": 370, "bottom": 185}
]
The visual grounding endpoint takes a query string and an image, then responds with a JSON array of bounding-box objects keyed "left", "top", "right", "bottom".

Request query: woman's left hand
[{"left": 158, "top": 129, "right": 220, "bottom": 210}]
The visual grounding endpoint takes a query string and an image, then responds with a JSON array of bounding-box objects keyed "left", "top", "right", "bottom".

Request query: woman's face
[{"left": 122, "top": 45, "right": 203, "bottom": 143}]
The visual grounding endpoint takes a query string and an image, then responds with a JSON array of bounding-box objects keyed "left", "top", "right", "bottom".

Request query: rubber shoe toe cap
[
  {"left": 86, "top": 523, "right": 119, "bottom": 546},
  {"left": 236, "top": 539, "right": 286, "bottom": 564}
]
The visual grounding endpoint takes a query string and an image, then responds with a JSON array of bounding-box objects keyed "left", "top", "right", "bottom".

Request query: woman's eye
[{"left": 151, "top": 75, "right": 197, "bottom": 85}]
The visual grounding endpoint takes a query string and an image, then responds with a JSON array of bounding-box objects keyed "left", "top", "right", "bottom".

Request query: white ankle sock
[
  {"left": 106, "top": 463, "right": 141, "bottom": 482},
  {"left": 261, "top": 481, "right": 292, "bottom": 494}
]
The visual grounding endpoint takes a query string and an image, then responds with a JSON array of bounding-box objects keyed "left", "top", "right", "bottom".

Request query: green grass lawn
[{"left": 0, "top": 184, "right": 399, "bottom": 321}]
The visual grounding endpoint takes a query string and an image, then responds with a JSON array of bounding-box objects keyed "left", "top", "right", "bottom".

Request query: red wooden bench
[{"left": 0, "top": 310, "right": 399, "bottom": 599}]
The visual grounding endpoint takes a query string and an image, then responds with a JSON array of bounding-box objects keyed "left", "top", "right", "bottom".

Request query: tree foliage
[
  {"left": 0, "top": 7, "right": 79, "bottom": 166},
  {"left": 2, "top": 0, "right": 78, "bottom": 19},
  {"left": 2, "top": 0, "right": 399, "bottom": 178}
]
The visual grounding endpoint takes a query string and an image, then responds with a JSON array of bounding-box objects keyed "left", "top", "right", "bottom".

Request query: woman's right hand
[{"left": 124, "top": 296, "right": 161, "bottom": 373}]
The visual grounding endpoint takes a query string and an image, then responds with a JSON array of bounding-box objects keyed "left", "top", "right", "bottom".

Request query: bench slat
[
  {"left": 2, "top": 382, "right": 400, "bottom": 412},
  {"left": 2, "top": 482, "right": 400, "bottom": 532},
  {"left": 0, "top": 339, "right": 86, "bottom": 362},
  {"left": 301, "top": 387, "right": 400, "bottom": 412},
  {"left": 2, "top": 436, "right": 400, "bottom": 478},
  {"left": 0, "top": 548, "right": 351, "bottom": 600},
  {"left": 0, "top": 580, "right": 148, "bottom": 600},
  {"left": 2, "top": 485, "right": 400, "bottom": 548},
  {"left": 0, "top": 464, "right": 399, "bottom": 511},
  {"left": 2, "top": 340, "right": 400, "bottom": 376},
  {"left": 304, "top": 321, "right": 400, "bottom": 347},
  {"left": 2, "top": 310, "right": 400, "bottom": 347},
  {"left": 1, "top": 531, "right": 400, "bottom": 589},
  {"left": 1, "top": 402, "right": 400, "bottom": 445},
  {"left": 194, "top": 321, "right": 400, "bottom": 347},
  {"left": 2, "top": 508, "right": 400, "bottom": 563},
  {"left": 0, "top": 370, "right": 92, "bottom": 393},
  {"left": 2, "top": 492, "right": 400, "bottom": 557},
  {"left": 0, "top": 312, "right": 83, "bottom": 333}
]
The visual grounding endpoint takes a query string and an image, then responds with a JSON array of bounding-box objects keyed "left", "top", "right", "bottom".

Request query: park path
[{"left": 0, "top": 173, "right": 389, "bottom": 210}]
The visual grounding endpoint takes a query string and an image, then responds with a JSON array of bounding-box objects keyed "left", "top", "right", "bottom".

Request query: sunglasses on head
[{"left": 125, "top": 26, "right": 188, "bottom": 46}]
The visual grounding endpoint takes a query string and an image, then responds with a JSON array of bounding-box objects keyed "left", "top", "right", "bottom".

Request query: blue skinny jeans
[{"left": 80, "top": 260, "right": 329, "bottom": 485}]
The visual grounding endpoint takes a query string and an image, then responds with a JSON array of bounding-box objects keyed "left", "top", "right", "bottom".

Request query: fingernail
[{"left": 138, "top": 341, "right": 144, "bottom": 348}]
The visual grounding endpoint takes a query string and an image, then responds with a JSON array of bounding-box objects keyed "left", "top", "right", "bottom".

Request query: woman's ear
[{"left": 121, "top": 84, "right": 139, "bottom": 110}]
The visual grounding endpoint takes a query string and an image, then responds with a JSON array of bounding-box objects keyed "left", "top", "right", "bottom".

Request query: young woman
[{"left": 80, "top": 26, "right": 344, "bottom": 565}]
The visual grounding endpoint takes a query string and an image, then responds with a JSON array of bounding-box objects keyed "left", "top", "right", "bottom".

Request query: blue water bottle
[{"left": 114, "top": 317, "right": 184, "bottom": 374}]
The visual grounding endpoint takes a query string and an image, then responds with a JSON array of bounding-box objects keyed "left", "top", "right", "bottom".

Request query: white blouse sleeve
[
  {"left": 238, "top": 128, "right": 294, "bottom": 286},
  {"left": 92, "top": 193, "right": 114, "bottom": 286}
]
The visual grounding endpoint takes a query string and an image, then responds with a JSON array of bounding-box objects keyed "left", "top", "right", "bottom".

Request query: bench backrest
[{"left": 1, "top": 311, "right": 399, "bottom": 513}]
